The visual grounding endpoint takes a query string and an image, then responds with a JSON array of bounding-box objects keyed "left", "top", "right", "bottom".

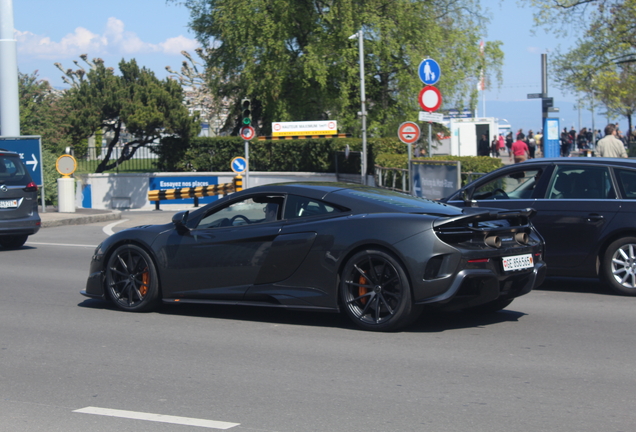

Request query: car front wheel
[
  {"left": 340, "top": 249, "right": 420, "bottom": 331},
  {"left": 105, "top": 244, "right": 160, "bottom": 311},
  {"left": 603, "top": 237, "right": 636, "bottom": 296}
]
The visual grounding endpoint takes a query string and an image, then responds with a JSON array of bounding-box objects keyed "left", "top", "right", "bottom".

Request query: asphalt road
[{"left": 1, "top": 211, "right": 635, "bottom": 431}]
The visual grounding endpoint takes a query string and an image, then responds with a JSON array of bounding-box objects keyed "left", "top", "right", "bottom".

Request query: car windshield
[{"left": 0, "top": 154, "right": 31, "bottom": 186}]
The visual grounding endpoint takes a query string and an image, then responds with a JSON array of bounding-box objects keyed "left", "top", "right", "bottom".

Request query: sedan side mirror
[{"left": 172, "top": 210, "right": 190, "bottom": 234}]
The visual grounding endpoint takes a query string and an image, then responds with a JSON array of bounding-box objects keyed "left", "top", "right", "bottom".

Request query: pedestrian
[
  {"left": 505, "top": 132, "right": 513, "bottom": 159},
  {"left": 511, "top": 132, "right": 530, "bottom": 163},
  {"left": 596, "top": 124, "right": 628, "bottom": 158},
  {"left": 490, "top": 135, "right": 500, "bottom": 157},
  {"left": 478, "top": 133, "right": 490, "bottom": 156},
  {"left": 498, "top": 134, "right": 506, "bottom": 155},
  {"left": 560, "top": 127, "right": 571, "bottom": 156},
  {"left": 527, "top": 129, "right": 536, "bottom": 159}
]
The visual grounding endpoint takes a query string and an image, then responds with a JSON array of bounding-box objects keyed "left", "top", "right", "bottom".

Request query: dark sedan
[
  {"left": 83, "top": 183, "right": 545, "bottom": 331},
  {"left": 443, "top": 157, "right": 636, "bottom": 295}
]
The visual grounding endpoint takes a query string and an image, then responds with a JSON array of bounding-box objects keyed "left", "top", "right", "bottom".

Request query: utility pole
[
  {"left": 0, "top": 0, "right": 20, "bottom": 136},
  {"left": 349, "top": 30, "right": 367, "bottom": 185}
]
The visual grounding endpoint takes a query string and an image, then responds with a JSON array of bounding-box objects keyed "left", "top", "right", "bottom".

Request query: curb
[{"left": 40, "top": 210, "right": 122, "bottom": 228}]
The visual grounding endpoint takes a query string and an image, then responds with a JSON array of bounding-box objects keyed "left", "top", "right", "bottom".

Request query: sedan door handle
[{"left": 587, "top": 214, "right": 604, "bottom": 222}]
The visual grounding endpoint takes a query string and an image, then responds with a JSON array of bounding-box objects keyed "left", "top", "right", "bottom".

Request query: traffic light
[{"left": 241, "top": 99, "right": 251, "bottom": 126}]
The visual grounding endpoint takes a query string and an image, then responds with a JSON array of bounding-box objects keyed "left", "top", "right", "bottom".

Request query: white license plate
[
  {"left": 0, "top": 199, "right": 18, "bottom": 209},
  {"left": 502, "top": 254, "right": 534, "bottom": 271}
]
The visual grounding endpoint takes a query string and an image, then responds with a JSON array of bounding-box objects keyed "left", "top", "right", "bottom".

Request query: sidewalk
[{"left": 38, "top": 207, "right": 121, "bottom": 228}]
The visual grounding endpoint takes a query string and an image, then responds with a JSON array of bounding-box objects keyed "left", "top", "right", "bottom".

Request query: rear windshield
[{"left": 0, "top": 154, "right": 32, "bottom": 186}]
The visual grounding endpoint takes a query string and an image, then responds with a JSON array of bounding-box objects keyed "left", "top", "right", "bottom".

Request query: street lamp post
[{"left": 349, "top": 30, "right": 367, "bottom": 185}]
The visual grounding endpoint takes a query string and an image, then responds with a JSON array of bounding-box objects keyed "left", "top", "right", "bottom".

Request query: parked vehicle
[
  {"left": 83, "top": 183, "right": 546, "bottom": 331},
  {"left": 0, "top": 149, "right": 40, "bottom": 249},
  {"left": 442, "top": 158, "right": 636, "bottom": 295}
]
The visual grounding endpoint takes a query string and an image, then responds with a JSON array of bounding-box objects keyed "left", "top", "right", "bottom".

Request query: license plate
[
  {"left": 502, "top": 254, "right": 534, "bottom": 271},
  {"left": 0, "top": 199, "right": 18, "bottom": 209}
]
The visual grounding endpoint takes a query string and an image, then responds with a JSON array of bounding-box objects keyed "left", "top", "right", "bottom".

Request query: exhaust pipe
[
  {"left": 485, "top": 235, "right": 501, "bottom": 248},
  {"left": 515, "top": 232, "right": 528, "bottom": 245}
]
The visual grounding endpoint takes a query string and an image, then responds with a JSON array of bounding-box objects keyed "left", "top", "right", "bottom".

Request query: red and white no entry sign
[
  {"left": 239, "top": 125, "right": 255, "bottom": 140},
  {"left": 397, "top": 122, "right": 421, "bottom": 144},
  {"left": 418, "top": 86, "right": 442, "bottom": 112}
]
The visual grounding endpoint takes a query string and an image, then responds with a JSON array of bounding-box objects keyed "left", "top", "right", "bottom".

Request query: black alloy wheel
[
  {"left": 603, "top": 237, "right": 636, "bottom": 296},
  {"left": 0, "top": 234, "right": 28, "bottom": 249},
  {"left": 105, "top": 244, "right": 160, "bottom": 311},
  {"left": 340, "top": 249, "right": 420, "bottom": 331}
]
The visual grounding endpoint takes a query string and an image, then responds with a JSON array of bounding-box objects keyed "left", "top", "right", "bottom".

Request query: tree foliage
[
  {"left": 523, "top": 0, "right": 636, "bottom": 130},
  {"left": 178, "top": 0, "right": 503, "bottom": 137},
  {"left": 58, "top": 56, "right": 200, "bottom": 173}
]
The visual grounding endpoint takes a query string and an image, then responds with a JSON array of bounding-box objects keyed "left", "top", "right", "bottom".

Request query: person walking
[
  {"left": 527, "top": 129, "right": 536, "bottom": 159},
  {"left": 597, "top": 124, "right": 628, "bottom": 158},
  {"left": 478, "top": 133, "right": 490, "bottom": 156},
  {"left": 491, "top": 135, "right": 500, "bottom": 157},
  {"left": 511, "top": 132, "right": 530, "bottom": 163}
]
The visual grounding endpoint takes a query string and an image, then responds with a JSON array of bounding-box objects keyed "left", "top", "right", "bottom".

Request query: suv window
[
  {"left": 473, "top": 169, "right": 542, "bottom": 200},
  {"left": 0, "top": 154, "right": 30, "bottom": 186}
]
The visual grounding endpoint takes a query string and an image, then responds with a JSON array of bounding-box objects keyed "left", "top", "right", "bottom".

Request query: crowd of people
[{"left": 480, "top": 124, "right": 635, "bottom": 163}]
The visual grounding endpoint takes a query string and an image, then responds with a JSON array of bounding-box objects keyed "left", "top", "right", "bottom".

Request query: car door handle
[{"left": 587, "top": 214, "right": 604, "bottom": 222}]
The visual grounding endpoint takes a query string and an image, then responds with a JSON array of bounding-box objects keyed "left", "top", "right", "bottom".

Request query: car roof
[
  {"left": 0, "top": 148, "right": 20, "bottom": 156},
  {"left": 516, "top": 157, "right": 636, "bottom": 167},
  {"left": 237, "top": 182, "right": 462, "bottom": 216}
]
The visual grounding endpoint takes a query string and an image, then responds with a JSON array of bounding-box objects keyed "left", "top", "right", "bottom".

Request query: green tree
[
  {"left": 59, "top": 56, "right": 201, "bottom": 173},
  {"left": 178, "top": 0, "right": 503, "bottom": 137}
]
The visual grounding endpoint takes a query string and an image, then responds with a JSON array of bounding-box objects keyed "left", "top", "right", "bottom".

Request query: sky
[{"left": 12, "top": 0, "right": 622, "bottom": 135}]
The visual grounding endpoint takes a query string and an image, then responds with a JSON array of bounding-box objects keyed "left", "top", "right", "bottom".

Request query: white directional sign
[
  {"left": 418, "top": 112, "right": 444, "bottom": 123},
  {"left": 397, "top": 122, "right": 421, "bottom": 144}
]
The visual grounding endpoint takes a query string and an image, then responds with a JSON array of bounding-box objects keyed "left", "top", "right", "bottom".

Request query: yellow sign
[
  {"left": 55, "top": 154, "right": 77, "bottom": 178},
  {"left": 271, "top": 121, "right": 338, "bottom": 137}
]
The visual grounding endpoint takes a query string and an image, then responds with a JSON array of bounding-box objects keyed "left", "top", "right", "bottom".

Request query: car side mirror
[
  {"left": 460, "top": 190, "right": 477, "bottom": 207},
  {"left": 172, "top": 210, "right": 190, "bottom": 234}
]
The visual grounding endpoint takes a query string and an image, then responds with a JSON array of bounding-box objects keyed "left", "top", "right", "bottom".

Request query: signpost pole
[
  {"left": 428, "top": 123, "right": 432, "bottom": 157},
  {"left": 349, "top": 30, "right": 367, "bottom": 185},
  {"left": 244, "top": 140, "right": 249, "bottom": 189}
]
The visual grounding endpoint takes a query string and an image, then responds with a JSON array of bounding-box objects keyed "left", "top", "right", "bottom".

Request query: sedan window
[
  {"left": 547, "top": 165, "right": 615, "bottom": 199},
  {"left": 615, "top": 169, "right": 636, "bottom": 199},
  {"left": 472, "top": 169, "right": 542, "bottom": 200},
  {"left": 284, "top": 195, "right": 341, "bottom": 219}
]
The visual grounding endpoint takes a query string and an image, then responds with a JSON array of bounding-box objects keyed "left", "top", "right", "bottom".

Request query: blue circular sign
[
  {"left": 231, "top": 156, "right": 247, "bottom": 173},
  {"left": 418, "top": 58, "right": 440, "bottom": 86}
]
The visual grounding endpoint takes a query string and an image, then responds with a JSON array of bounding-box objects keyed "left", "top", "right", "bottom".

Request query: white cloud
[{"left": 16, "top": 17, "right": 199, "bottom": 60}]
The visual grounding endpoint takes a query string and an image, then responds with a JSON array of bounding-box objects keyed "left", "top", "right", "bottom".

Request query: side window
[
  {"left": 615, "top": 169, "right": 636, "bottom": 199},
  {"left": 197, "top": 195, "right": 283, "bottom": 229},
  {"left": 284, "top": 195, "right": 341, "bottom": 219},
  {"left": 472, "top": 169, "right": 542, "bottom": 200},
  {"left": 547, "top": 165, "right": 614, "bottom": 199}
]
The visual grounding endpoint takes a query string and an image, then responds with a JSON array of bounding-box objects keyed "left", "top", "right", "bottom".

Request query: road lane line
[
  {"left": 26, "top": 241, "right": 96, "bottom": 248},
  {"left": 103, "top": 219, "right": 129, "bottom": 236},
  {"left": 73, "top": 406, "right": 240, "bottom": 429}
]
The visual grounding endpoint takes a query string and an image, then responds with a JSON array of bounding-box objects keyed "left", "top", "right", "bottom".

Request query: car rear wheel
[
  {"left": 105, "top": 244, "right": 160, "bottom": 311},
  {"left": 0, "top": 235, "right": 28, "bottom": 249},
  {"left": 340, "top": 249, "right": 420, "bottom": 331},
  {"left": 603, "top": 237, "right": 636, "bottom": 296}
]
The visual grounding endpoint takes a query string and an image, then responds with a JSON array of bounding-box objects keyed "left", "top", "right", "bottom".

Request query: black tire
[
  {"left": 340, "top": 249, "right": 420, "bottom": 331},
  {"left": 105, "top": 244, "right": 160, "bottom": 311},
  {"left": 465, "top": 298, "right": 514, "bottom": 314},
  {"left": 603, "top": 237, "right": 636, "bottom": 296},
  {"left": 0, "top": 235, "right": 28, "bottom": 249}
]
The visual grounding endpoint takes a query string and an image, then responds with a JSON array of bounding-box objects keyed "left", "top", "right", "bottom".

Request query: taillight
[{"left": 24, "top": 182, "right": 38, "bottom": 192}]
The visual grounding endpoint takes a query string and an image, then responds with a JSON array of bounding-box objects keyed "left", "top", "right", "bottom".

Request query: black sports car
[
  {"left": 83, "top": 183, "right": 546, "bottom": 331},
  {"left": 442, "top": 158, "right": 636, "bottom": 296}
]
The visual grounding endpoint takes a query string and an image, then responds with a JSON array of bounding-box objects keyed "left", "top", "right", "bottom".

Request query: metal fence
[
  {"left": 73, "top": 145, "right": 160, "bottom": 173},
  {"left": 374, "top": 164, "right": 486, "bottom": 195}
]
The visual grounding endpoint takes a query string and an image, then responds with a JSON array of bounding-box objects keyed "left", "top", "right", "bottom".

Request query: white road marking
[
  {"left": 73, "top": 406, "right": 240, "bottom": 429},
  {"left": 26, "top": 241, "right": 96, "bottom": 248},
  {"left": 103, "top": 219, "right": 129, "bottom": 236}
]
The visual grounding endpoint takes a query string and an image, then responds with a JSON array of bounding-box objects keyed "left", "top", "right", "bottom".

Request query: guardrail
[{"left": 148, "top": 176, "right": 243, "bottom": 210}]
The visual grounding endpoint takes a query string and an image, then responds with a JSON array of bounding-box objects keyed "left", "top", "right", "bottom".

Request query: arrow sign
[
  {"left": 25, "top": 153, "right": 38, "bottom": 171},
  {"left": 231, "top": 156, "right": 247, "bottom": 173},
  {"left": 397, "top": 122, "right": 421, "bottom": 144},
  {"left": 418, "top": 86, "right": 442, "bottom": 112}
]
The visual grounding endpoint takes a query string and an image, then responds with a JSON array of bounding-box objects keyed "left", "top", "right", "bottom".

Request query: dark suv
[{"left": 0, "top": 149, "right": 40, "bottom": 249}]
